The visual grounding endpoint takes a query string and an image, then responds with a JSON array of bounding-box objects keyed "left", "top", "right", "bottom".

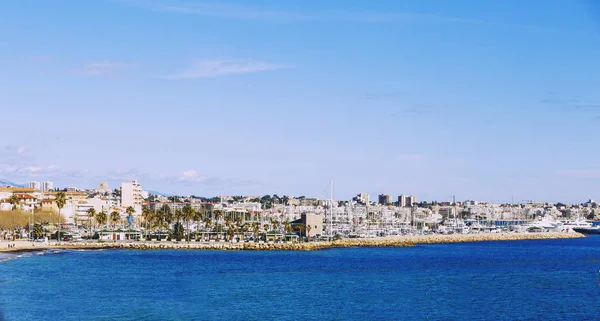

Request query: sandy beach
[{"left": 0, "top": 231, "right": 586, "bottom": 253}]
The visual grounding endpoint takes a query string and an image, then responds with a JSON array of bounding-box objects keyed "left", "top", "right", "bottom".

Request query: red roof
[{"left": 15, "top": 194, "right": 36, "bottom": 199}]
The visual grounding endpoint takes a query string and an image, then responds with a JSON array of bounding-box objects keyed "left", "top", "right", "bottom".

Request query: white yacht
[{"left": 525, "top": 215, "right": 565, "bottom": 232}]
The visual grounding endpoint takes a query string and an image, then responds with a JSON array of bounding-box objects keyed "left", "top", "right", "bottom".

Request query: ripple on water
[{"left": 0, "top": 237, "right": 598, "bottom": 320}]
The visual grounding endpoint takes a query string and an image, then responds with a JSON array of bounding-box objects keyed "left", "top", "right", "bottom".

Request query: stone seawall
[{"left": 1, "top": 231, "right": 582, "bottom": 253}]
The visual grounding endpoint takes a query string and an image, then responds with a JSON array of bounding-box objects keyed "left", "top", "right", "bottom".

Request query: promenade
[{"left": 0, "top": 231, "right": 585, "bottom": 253}]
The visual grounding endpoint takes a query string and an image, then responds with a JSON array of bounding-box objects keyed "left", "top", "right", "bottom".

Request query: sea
[{"left": 0, "top": 236, "right": 599, "bottom": 320}]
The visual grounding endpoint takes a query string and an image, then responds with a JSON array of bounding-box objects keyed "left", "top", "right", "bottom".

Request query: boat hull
[{"left": 573, "top": 227, "right": 600, "bottom": 235}]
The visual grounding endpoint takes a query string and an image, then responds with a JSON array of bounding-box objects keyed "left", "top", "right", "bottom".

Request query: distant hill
[
  {"left": 147, "top": 190, "right": 173, "bottom": 197},
  {"left": 0, "top": 179, "right": 25, "bottom": 188}
]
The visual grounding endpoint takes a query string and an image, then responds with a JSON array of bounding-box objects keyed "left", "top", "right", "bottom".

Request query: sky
[{"left": 1, "top": 0, "right": 600, "bottom": 203}]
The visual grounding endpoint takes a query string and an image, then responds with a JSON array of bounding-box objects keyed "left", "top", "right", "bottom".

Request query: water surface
[{"left": 1, "top": 237, "right": 599, "bottom": 320}]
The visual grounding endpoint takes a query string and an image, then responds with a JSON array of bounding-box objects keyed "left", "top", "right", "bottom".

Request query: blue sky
[{"left": 1, "top": 0, "right": 600, "bottom": 202}]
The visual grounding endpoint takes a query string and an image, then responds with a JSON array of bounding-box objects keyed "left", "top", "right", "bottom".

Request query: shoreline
[{"left": 0, "top": 232, "right": 586, "bottom": 253}]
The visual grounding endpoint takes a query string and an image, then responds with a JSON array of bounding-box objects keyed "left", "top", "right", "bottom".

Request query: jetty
[{"left": 0, "top": 231, "right": 585, "bottom": 253}]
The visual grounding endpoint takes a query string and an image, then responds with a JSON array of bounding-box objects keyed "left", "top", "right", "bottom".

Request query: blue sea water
[{"left": 1, "top": 237, "right": 600, "bottom": 320}]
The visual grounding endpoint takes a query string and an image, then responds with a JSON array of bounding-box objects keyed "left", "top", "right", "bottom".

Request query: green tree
[
  {"left": 55, "top": 192, "right": 67, "bottom": 242},
  {"left": 182, "top": 205, "right": 195, "bottom": 242},
  {"left": 8, "top": 194, "right": 19, "bottom": 210},
  {"left": 203, "top": 218, "right": 212, "bottom": 241},
  {"left": 141, "top": 206, "right": 153, "bottom": 240},
  {"left": 224, "top": 217, "right": 233, "bottom": 241},
  {"left": 296, "top": 223, "right": 306, "bottom": 239},
  {"left": 96, "top": 211, "right": 108, "bottom": 238},
  {"left": 172, "top": 222, "right": 184, "bottom": 241},
  {"left": 214, "top": 210, "right": 223, "bottom": 235},
  {"left": 8, "top": 194, "right": 20, "bottom": 237},
  {"left": 86, "top": 207, "right": 96, "bottom": 239},
  {"left": 110, "top": 211, "right": 120, "bottom": 229},
  {"left": 306, "top": 225, "right": 312, "bottom": 241},
  {"left": 33, "top": 223, "right": 44, "bottom": 239},
  {"left": 283, "top": 220, "right": 291, "bottom": 242},
  {"left": 252, "top": 222, "right": 261, "bottom": 241},
  {"left": 125, "top": 206, "right": 136, "bottom": 229},
  {"left": 193, "top": 208, "right": 203, "bottom": 240}
]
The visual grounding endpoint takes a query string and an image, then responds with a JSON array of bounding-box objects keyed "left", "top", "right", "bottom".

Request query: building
[
  {"left": 43, "top": 181, "right": 54, "bottom": 192},
  {"left": 99, "top": 182, "right": 109, "bottom": 194},
  {"left": 353, "top": 193, "right": 370, "bottom": 205},
  {"left": 121, "top": 180, "right": 143, "bottom": 214},
  {"left": 398, "top": 195, "right": 407, "bottom": 207},
  {"left": 29, "top": 181, "right": 41, "bottom": 190},
  {"left": 301, "top": 213, "right": 323, "bottom": 238},
  {"left": 406, "top": 195, "right": 417, "bottom": 207},
  {"left": 41, "top": 199, "right": 58, "bottom": 212},
  {"left": 378, "top": 194, "right": 392, "bottom": 205}
]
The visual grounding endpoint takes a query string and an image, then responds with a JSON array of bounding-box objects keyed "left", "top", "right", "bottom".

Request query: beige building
[
  {"left": 41, "top": 199, "right": 58, "bottom": 212},
  {"left": 121, "top": 180, "right": 143, "bottom": 214},
  {"left": 301, "top": 213, "right": 323, "bottom": 238}
]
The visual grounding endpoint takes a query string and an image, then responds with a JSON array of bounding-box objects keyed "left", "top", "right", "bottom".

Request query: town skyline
[{"left": 1, "top": 178, "right": 598, "bottom": 206}]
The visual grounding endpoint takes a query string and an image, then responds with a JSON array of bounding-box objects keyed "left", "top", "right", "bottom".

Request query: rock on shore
[{"left": 1, "top": 231, "right": 584, "bottom": 253}]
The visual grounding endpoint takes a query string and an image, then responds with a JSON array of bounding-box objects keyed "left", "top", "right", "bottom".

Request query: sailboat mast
[{"left": 329, "top": 180, "right": 333, "bottom": 238}]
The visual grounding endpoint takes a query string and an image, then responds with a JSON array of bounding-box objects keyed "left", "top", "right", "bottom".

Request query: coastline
[{"left": 0, "top": 232, "right": 586, "bottom": 253}]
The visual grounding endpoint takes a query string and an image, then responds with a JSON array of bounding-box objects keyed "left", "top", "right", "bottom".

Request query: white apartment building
[
  {"left": 398, "top": 195, "right": 407, "bottom": 207},
  {"left": 43, "top": 181, "right": 54, "bottom": 192},
  {"left": 406, "top": 195, "right": 417, "bottom": 207},
  {"left": 29, "top": 181, "right": 41, "bottom": 190},
  {"left": 121, "top": 180, "right": 143, "bottom": 214}
]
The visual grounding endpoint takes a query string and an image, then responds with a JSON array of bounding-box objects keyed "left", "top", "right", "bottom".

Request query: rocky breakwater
[
  {"left": 47, "top": 231, "right": 585, "bottom": 252},
  {"left": 399, "top": 231, "right": 585, "bottom": 245}
]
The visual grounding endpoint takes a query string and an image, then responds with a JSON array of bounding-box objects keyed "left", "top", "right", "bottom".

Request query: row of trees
[
  {"left": 85, "top": 206, "right": 136, "bottom": 238},
  {"left": 134, "top": 205, "right": 311, "bottom": 242}
]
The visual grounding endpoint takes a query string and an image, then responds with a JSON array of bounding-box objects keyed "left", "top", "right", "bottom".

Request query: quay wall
[{"left": 0, "top": 232, "right": 585, "bottom": 253}]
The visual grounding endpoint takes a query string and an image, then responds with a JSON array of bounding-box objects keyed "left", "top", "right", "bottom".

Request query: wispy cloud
[
  {"left": 0, "top": 164, "right": 84, "bottom": 179},
  {"left": 165, "top": 59, "right": 292, "bottom": 79},
  {"left": 388, "top": 105, "right": 433, "bottom": 118},
  {"left": 364, "top": 91, "right": 407, "bottom": 101},
  {"left": 120, "top": 0, "right": 492, "bottom": 25},
  {"left": 24, "top": 55, "right": 55, "bottom": 61},
  {"left": 541, "top": 97, "right": 600, "bottom": 110},
  {"left": 75, "top": 60, "right": 138, "bottom": 76},
  {"left": 16, "top": 146, "right": 29, "bottom": 155},
  {"left": 556, "top": 169, "right": 600, "bottom": 179},
  {"left": 397, "top": 154, "right": 425, "bottom": 160},
  {"left": 541, "top": 96, "right": 600, "bottom": 119},
  {"left": 178, "top": 170, "right": 208, "bottom": 182}
]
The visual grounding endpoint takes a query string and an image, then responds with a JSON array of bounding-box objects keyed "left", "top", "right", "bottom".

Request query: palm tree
[
  {"left": 96, "top": 211, "right": 108, "bottom": 240},
  {"left": 240, "top": 223, "right": 250, "bottom": 241},
  {"left": 224, "top": 217, "right": 233, "bottom": 241},
  {"left": 214, "top": 210, "right": 223, "bottom": 229},
  {"left": 203, "top": 218, "right": 212, "bottom": 241},
  {"left": 271, "top": 219, "right": 280, "bottom": 233},
  {"left": 296, "top": 223, "right": 306, "bottom": 239},
  {"left": 8, "top": 194, "right": 19, "bottom": 211},
  {"left": 125, "top": 206, "right": 136, "bottom": 230},
  {"left": 86, "top": 208, "right": 96, "bottom": 239},
  {"left": 306, "top": 225, "right": 312, "bottom": 242},
  {"left": 252, "top": 222, "right": 261, "bottom": 242},
  {"left": 55, "top": 192, "right": 67, "bottom": 242},
  {"left": 8, "top": 194, "right": 19, "bottom": 238},
  {"left": 110, "top": 211, "right": 120, "bottom": 230},
  {"left": 141, "top": 206, "right": 153, "bottom": 240},
  {"left": 193, "top": 209, "right": 203, "bottom": 240},
  {"left": 283, "top": 220, "right": 292, "bottom": 242},
  {"left": 182, "top": 205, "right": 194, "bottom": 242}
]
